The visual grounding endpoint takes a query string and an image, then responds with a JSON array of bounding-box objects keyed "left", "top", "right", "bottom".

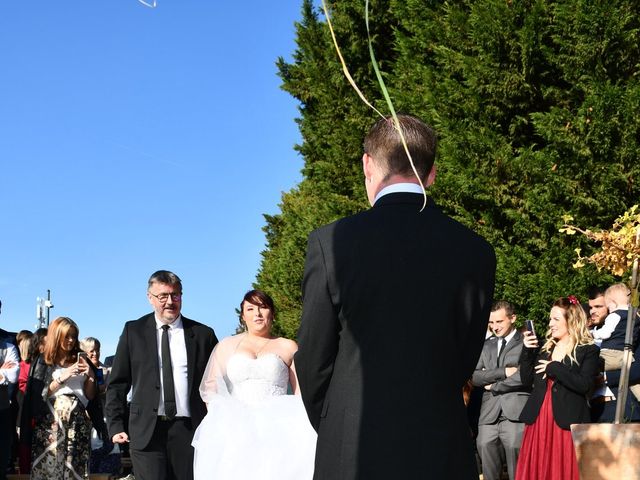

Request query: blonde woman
[{"left": 515, "top": 296, "right": 599, "bottom": 480}]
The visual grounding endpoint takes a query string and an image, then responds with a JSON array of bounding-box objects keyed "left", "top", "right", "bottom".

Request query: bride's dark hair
[{"left": 239, "top": 290, "right": 276, "bottom": 322}]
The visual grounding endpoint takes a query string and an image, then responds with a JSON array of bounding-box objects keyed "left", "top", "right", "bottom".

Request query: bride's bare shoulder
[{"left": 272, "top": 337, "right": 298, "bottom": 357}]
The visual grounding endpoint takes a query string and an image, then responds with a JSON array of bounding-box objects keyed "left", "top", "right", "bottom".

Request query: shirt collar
[
  {"left": 374, "top": 183, "right": 424, "bottom": 204},
  {"left": 155, "top": 315, "right": 183, "bottom": 331},
  {"left": 501, "top": 328, "right": 517, "bottom": 344}
]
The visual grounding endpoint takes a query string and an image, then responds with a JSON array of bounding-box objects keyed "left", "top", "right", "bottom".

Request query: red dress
[
  {"left": 18, "top": 360, "right": 30, "bottom": 393},
  {"left": 516, "top": 380, "right": 579, "bottom": 480}
]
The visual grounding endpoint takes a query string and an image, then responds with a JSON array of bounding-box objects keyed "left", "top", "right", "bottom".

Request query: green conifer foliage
[{"left": 256, "top": 0, "right": 639, "bottom": 338}]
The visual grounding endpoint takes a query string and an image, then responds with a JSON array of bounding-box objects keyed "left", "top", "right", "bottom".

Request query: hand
[
  {"left": 1, "top": 361, "right": 17, "bottom": 370},
  {"left": 77, "top": 356, "right": 93, "bottom": 378},
  {"left": 535, "top": 359, "right": 551, "bottom": 379},
  {"left": 523, "top": 331, "right": 539, "bottom": 349},
  {"left": 61, "top": 364, "right": 80, "bottom": 382},
  {"left": 484, "top": 383, "right": 493, "bottom": 391},
  {"left": 112, "top": 432, "right": 129, "bottom": 444},
  {"left": 505, "top": 367, "right": 518, "bottom": 377}
]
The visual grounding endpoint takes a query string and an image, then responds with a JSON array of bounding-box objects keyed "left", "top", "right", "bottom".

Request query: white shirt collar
[
  {"left": 155, "top": 315, "right": 183, "bottom": 330},
  {"left": 374, "top": 182, "right": 424, "bottom": 204},
  {"left": 501, "top": 328, "right": 517, "bottom": 344}
]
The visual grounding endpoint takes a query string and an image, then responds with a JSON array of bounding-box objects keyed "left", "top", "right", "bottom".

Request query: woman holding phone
[
  {"left": 515, "top": 296, "right": 599, "bottom": 480},
  {"left": 25, "top": 316, "right": 97, "bottom": 479}
]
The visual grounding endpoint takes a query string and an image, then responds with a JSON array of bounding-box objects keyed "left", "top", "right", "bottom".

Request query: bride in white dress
[{"left": 192, "top": 290, "right": 317, "bottom": 479}]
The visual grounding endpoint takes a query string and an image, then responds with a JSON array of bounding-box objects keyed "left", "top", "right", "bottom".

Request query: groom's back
[{"left": 298, "top": 193, "right": 496, "bottom": 479}]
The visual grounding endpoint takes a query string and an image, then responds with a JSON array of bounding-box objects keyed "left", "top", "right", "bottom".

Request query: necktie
[
  {"left": 497, "top": 338, "right": 507, "bottom": 367},
  {"left": 161, "top": 325, "right": 177, "bottom": 419}
]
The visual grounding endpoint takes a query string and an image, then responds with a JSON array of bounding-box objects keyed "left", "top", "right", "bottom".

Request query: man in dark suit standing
[
  {"left": 295, "top": 114, "right": 496, "bottom": 479},
  {"left": 106, "top": 270, "right": 218, "bottom": 480},
  {"left": 472, "top": 301, "right": 529, "bottom": 480}
]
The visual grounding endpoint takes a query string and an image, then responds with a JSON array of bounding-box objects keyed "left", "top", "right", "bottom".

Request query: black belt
[{"left": 157, "top": 415, "right": 188, "bottom": 422}]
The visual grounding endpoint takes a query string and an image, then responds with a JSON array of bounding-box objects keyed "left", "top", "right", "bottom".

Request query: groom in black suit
[
  {"left": 106, "top": 270, "right": 218, "bottom": 480},
  {"left": 296, "top": 114, "right": 496, "bottom": 479}
]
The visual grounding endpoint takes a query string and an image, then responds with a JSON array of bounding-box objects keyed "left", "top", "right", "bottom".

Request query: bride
[{"left": 192, "top": 290, "right": 317, "bottom": 479}]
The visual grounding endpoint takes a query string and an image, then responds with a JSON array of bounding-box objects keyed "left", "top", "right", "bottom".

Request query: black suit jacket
[
  {"left": 296, "top": 193, "right": 496, "bottom": 480},
  {"left": 105, "top": 314, "right": 217, "bottom": 450},
  {"left": 519, "top": 343, "right": 599, "bottom": 430}
]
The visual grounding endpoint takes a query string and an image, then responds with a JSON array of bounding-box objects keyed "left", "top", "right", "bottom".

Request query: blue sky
[{"left": 0, "top": 1, "right": 307, "bottom": 356}]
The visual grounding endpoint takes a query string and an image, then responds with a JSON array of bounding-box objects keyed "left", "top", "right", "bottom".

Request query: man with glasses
[{"left": 106, "top": 270, "right": 218, "bottom": 480}]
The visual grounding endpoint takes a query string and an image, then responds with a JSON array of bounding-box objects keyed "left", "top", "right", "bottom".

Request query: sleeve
[
  {"left": 491, "top": 370, "right": 526, "bottom": 394},
  {"left": 592, "top": 313, "right": 620, "bottom": 341},
  {"left": 199, "top": 339, "right": 233, "bottom": 404},
  {"left": 518, "top": 346, "right": 540, "bottom": 387},
  {"left": 0, "top": 343, "right": 19, "bottom": 385},
  {"left": 546, "top": 345, "right": 600, "bottom": 395},
  {"left": 471, "top": 347, "right": 507, "bottom": 387},
  {"left": 457, "top": 243, "right": 496, "bottom": 383},
  {"left": 105, "top": 324, "right": 132, "bottom": 437},
  {"left": 295, "top": 230, "right": 341, "bottom": 432}
]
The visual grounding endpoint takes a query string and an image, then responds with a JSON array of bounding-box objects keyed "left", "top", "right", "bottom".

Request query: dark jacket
[
  {"left": 519, "top": 343, "right": 600, "bottom": 430},
  {"left": 19, "top": 354, "right": 52, "bottom": 448},
  {"left": 296, "top": 193, "right": 496, "bottom": 480},
  {"left": 105, "top": 314, "right": 218, "bottom": 450}
]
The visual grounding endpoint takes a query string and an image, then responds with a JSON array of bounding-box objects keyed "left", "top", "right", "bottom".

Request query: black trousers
[
  {"left": 0, "top": 407, "right": 11, "bottom": 480},
  {"left": 130, "top": 417, "right": 194, "bottom": 480}
]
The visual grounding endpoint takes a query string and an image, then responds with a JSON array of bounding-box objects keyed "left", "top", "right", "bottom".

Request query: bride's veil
[{"left": 199, "top": 335, "right": 242, "bottom": 404}]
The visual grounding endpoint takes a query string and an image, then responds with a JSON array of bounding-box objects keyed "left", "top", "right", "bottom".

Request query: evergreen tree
[{"left": 257, "top": 0, "right": 640, "bottom": 339}]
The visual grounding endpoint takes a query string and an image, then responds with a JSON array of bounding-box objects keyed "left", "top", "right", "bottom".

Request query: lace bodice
[{"left": 225, "top": 353, "right": 289, "bottom": 404}]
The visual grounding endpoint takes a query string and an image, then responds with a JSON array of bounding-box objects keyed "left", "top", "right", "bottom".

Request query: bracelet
[{"left": 52, "top": 371, "right": 65, "bottom": 385}]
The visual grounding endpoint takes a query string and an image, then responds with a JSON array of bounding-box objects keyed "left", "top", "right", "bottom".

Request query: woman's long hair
[
  {"left": 42, "top": 317, "right": 79, "bottom": 366},
  {"left": 541, "top": 296, "right": 594, "bottom": 364}
]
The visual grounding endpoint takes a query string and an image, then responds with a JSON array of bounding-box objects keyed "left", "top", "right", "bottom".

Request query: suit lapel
[
  {"left": 183, "top": 318, "right": 196, "bottom": 395},
  {"left": 488, "top": 337, "right": 498, "bottom": 366},
  {"left": 144, "top": 315, "right": 160, "bottom": 374}
]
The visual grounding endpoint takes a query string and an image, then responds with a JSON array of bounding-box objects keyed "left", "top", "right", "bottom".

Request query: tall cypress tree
[{"left": 257, "top": 0, "right": 640, "bottom": 338}]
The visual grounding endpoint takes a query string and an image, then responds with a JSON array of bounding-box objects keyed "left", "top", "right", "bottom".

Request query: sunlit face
[
  {"left": 61, "top": 330, "right": 77, "bottom": 353},
  {"left": 488, "top": 308, "right": 516, "bottom": 338},
  {"left": 86, "top": 347, "right": 100, "bottom": 367},
  {"left": 549, "top": 306, "right": 569, "bottom": 342},
  {"left": 588, "top": 295, "right": 608, "bottom": 327},
  {"left": 147, "top": 282, "right": 182, "bottom": 324},
  {"left": 242, "top": 299, "right": 273, "bottom": 335}
]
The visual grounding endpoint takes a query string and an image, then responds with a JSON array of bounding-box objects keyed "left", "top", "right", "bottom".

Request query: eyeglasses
[{"left": 149, "top": 292, "right": 182, "bottom": 303}]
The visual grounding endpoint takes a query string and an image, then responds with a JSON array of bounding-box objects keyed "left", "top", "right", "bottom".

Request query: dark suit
[
  {"left": 519, "top": 343, "right": 600, "bottom": 429},
  {"left": 296, "top": 193, "right": 496, "bottom": 480},
  {"left": 105, "top": 313, "right": 217, "bottom": 480},
  {"left": 472, "top": 331, "right": 529, "bottom": 480}
]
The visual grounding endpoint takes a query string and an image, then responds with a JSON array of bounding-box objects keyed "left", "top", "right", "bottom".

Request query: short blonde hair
[
  {"left": 80, "top": 337, "right": 101, "bottom": 352},
  {"left": 604, "top": 283, "right": 630, "bottom": 309}
]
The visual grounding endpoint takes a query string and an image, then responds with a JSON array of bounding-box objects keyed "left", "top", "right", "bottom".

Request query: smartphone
[
  {"left": 77, "top": 352, "right": 88, "bottom": 363},
  {"left": 96, "top": 368, "right": 104, "bottom": 385},
  {"left": 525, "top": 320, "right": 535, "bottom": 334}
]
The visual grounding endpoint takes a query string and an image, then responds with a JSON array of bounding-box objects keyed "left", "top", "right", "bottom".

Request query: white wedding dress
[{"left": 192, "top": 340, "right": 317, "bottom": 479}]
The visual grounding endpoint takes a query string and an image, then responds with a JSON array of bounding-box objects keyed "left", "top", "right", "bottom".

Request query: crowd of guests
[
  {"left": 469, "top": 283, "right": 640, "bottom": 480},
  {"left": 0, "top": 303, "right": 123, "bottom": 479},
  {"left": 1, "top": 279, "right": 639, "bottom": 480}
]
